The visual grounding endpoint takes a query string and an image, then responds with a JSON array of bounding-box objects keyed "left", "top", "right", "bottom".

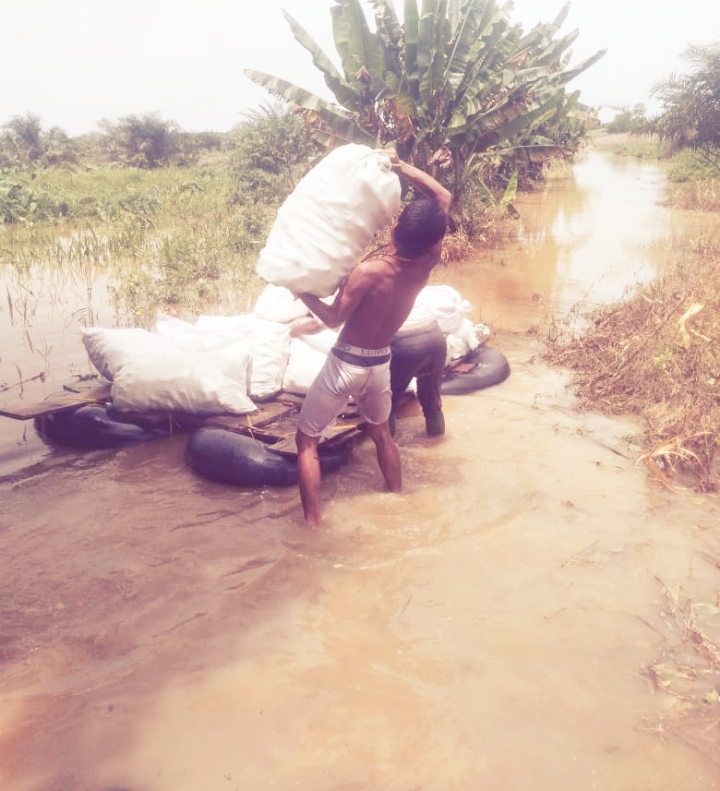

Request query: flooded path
[{"left": 1, "top": 148, "right": 720, "bottom": 790}]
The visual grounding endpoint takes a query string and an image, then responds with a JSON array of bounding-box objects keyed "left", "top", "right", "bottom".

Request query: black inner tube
[
  {"left": 35, "top": 404, "right": 163, "bottom": 449},
  {"left": 441, "top": 346, "right": 510, "bottom": 395},
  {"left": 187, "top": 427, "right": 349, "bottom": 488}
]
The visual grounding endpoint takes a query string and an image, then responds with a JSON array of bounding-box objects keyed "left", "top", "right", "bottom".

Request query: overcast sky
[{"left": 4, "top": 0, "right": 720, "bottom": 136}]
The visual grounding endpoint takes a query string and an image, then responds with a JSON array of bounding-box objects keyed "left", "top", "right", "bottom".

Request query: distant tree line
[
  {"left": 604, "top": 42, "right": 720, "bottom": 165},
  {"left": 0, "top": 112, "right": 226, "bottom": 170},
  {"left": 0, "top": 103, "right": 318, "bottom": 225}
]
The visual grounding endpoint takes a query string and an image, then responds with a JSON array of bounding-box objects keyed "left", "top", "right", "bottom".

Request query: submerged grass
[
  {"left": 544, "top": 235, "right": 720, "bottom": 491},
  {"left": 640, "top": 578, "right": 720, "bottom": 767},
  {"left": 0, "top": 157, "right": 276, "bottom": 324}
]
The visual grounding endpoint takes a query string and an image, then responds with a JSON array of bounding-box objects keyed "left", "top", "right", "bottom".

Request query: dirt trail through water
[{"left": 1, "top": 149, "right": 720, "bottom": 789}]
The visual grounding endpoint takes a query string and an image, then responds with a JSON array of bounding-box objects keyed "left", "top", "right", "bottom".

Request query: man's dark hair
[{"left": 393, "top": 199, "right": 448, "bottom": 257}]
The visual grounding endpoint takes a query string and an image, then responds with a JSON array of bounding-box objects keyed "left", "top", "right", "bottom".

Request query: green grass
[
  {"left": 663, "top": 149, "right": 720, "bottom": 212},
  {"left": 591, "top": 132, "right": 670, "bottom": 160},
  {"left": 0, "top": 157, "right": 278, "bottom": 324}
]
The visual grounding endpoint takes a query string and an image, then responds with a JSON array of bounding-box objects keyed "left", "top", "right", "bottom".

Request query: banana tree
[{"left": 245, "top": 0, "right": 605, "bottom": 212}]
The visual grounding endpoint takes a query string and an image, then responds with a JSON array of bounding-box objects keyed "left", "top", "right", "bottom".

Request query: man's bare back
[{"left": 337, "top": 249, "right": 441, "bottom": 349}]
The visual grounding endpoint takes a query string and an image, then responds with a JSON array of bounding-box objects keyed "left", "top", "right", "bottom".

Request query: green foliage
[
  {"left": 0, "top": 179, "right": 65, "bottom": 223},
  {"left": 651, "top": 43, "right": 720, "bottom": 162},
  {"left": 228, "top": 102, "right": 319, "bottom": 206},
  {"left": 0, "top": 134, "right": 280, "bottom": 320},
  {"left": 97, "top": 113, "right": 184, "bottom": 168},
  {"left": 607, "top": 137, "right": 667, "bottom": 160},
  {"left": 667, "top": 147, "right": 720, "bottom": 183},
  {"left": 0, "top": 114, "right": 78, "bottom": 169},
  {"left": 245, "top": 0, "right": 605, "bottom": 222},
  {"left": 605, "top": 104, "right": 649, "bottom": 135}
]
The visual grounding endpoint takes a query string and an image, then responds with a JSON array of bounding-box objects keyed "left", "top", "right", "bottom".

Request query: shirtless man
[{"left": 294, "top": 152, "right": 452, "bottom": 525}]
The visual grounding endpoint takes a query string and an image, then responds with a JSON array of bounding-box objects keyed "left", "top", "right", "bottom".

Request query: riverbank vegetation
[
  {"left": 545, "top": 41, "right": 720, "bottom": 491},
  {"left": 544, "top": 236, "right": 720, "bottom": 491},
  {"left": 0, "top": 105, "right": 322, "bottom": 322}
]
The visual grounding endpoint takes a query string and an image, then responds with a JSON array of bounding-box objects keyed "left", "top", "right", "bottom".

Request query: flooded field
[{"left": 1, "top": 148, "right": 719, "bottom": 790}]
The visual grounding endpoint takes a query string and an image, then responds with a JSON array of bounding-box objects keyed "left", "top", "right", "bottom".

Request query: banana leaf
[
  {"left": 330, "top": 0, "right": 386, "bottom": 96},
  {"left": 244, "top": 70, "right": 375, "bottom": 144},
  {"left": 560, "top": 49, "right": 607, "bottom": 84},
  {"left": 404, "top": 0, "right": 421, "bottom": 100},
  {"left": 499, "top": 168, "right": 517, "bottom": 206},
  {"left": 282, "top": 11, "right": 359, "bottom": 108},
  {"left": 369, "top": 0, "right": 404, "bottom": 75},
  {"left": 418, "top": 0, "right": 450, "bottom": 104}
]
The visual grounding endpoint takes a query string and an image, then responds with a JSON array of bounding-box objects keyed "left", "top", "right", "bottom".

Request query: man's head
[{"left": 392, "top": 199, "right": 448, "bottom": 258}]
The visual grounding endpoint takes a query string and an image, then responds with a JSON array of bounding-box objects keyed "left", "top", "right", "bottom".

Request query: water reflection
[{"left": 439, "top": 148, "right": 676, "bottom": 332}]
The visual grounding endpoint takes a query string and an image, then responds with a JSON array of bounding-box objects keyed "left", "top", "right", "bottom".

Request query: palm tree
[{"left": 651, "top": 43, "right": 720, "bottom": 157}]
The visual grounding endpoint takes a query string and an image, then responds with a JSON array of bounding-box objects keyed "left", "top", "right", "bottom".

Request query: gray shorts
[{"left": 297, "top": 349, "right": 392, "bottom": 438}]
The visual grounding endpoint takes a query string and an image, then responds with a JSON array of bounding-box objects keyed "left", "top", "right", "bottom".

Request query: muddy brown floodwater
[{"left": 2, "top": 148, "right": 720, "bottom": 790}]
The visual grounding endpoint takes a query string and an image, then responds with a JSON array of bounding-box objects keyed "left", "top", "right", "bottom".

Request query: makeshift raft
[
  {"left": 0, "top": 381, "right": 363, "bottom": 457},
  {"left": 0, "top": 348, "right": 505, "bottom": 459}
]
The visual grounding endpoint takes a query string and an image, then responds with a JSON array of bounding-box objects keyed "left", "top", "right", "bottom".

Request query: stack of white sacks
[
  {"left": 81, "top": 144, "right": 480, "bottom": 415},
  {"left": 80, "top": 282, "right": 480, "bottom": 416}
]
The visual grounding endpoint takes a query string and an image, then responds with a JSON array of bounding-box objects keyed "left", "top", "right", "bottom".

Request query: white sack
[
  {"left": 81, "top": 326, "right": 174, "bottom": 382},
  {"left": 194, "top": 313, "right": 256, "bottom": 339},
  {"left": 111, "top": 344, "right": 256, "bottom": 415},
  {"left": 445, "top": 317, "right": 480, "bottom": 364},
  {"left": 295, "top": 327, "right": 338, "bottom": 355},
  {"left": 155, "top": 313, "right": 238, "bottom": 353},
  {"left": 248, "top": 318, "right": 293, "bottom": 400},
  {"left": 157, "top": 313, "right": 293, "bottom": 401},
  {"left": 253, "top": 284, "right": 309, "bottom": 323},
  {"left": 256, "top": 144, "right": 401, "bottom": 298},
  {"left": 282, "top": 338, "right": 329, "bottom": 395},
  {"left": 411, "top": 285, "right": 471, "bottom": 335},
  {"left": 156, "top": 312, "right": 292, "bottom": 402}
]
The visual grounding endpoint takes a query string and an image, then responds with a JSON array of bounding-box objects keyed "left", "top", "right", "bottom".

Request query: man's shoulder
[
  {"left": 360, "top": 251, "right": 398, "bottom": 268},
  {"left": 353, "top": 253, "right": 398, "bottom": 279}
]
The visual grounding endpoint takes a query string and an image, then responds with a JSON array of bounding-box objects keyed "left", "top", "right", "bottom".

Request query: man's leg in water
[
  {"left": 365, "top": 421, "right": 402, "bottom": 491},
  {"left": 296, "top": 429, "right": 323, "bottom": 526}
]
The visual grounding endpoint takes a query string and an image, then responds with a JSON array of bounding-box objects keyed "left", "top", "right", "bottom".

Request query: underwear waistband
[
  {"left": 332, "top": 344, "right": 391, "bottom": 367},
  {"left": 334, "top": 341, "right": 391, "bottom": 357}
]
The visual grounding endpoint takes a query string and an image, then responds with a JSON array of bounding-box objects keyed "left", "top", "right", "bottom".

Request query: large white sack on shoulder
[
  {"left": 412, "top": 285, "right": 471, "bottom": 335},
  {"left": 253, "top": 284, "right": 309, "bottom": 323},
  {"left": 282, "top": 337, "right": 329, "bottom": 395},
  {"left": 256, "top": 144, "right": 401, "bottom": 297},
  {"left": 111, "top": 346, "right": 256, "bottom": 415},
  {"left": 81, "top": 326, "right": 174, "bottom": 382}
]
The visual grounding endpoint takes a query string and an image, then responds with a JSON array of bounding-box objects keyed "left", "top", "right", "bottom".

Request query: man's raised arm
[{"left": 387, "top": 151, "right": 452, "bottom": 215}]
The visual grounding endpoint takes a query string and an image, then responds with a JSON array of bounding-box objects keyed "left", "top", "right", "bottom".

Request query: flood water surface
[{"left": 1, "top": 149, "right": 720, "bottom": 790}]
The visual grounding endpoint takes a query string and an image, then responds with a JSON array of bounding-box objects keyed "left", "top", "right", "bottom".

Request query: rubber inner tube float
[
  {"left": 440, "top": 346, "right": 510, "bottom": 396},
  {"left": 35, "top": 404, "right": 165, "bottom": 449},
  {"left": 187, "top": 428, "right": 349, "bottom": 488}
]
